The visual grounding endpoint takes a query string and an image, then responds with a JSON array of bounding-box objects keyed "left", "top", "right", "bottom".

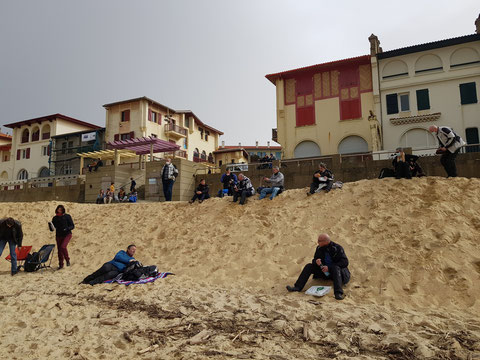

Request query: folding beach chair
[
  {"left": 24, "top": 244, "right": 55, "bottom": 272},
  {"left": 5, "top": 246, "right": 33, "bottom": 270}
]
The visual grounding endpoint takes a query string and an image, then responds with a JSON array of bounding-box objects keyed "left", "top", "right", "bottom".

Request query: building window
[
  {"left": 386, "top": 93, "right": 398, "bottom": 115},
  {"left": 120, "top": 133, "right": 130, "bottom": 140},
  {"left": 416, "top": 89, "right": 430, "bottom": 110},
  {"left": 199, "top": 127, "right": 204, "bottom": 139},
  {"left": 61, "top": 142, "right": 67, "bottom": 154},
  {"left": 148, "top": 109, "right": 157, "bottom": 123},
  {"left": 68, "top": 141, "right": 74, "bottom": 154},
  {"left": 21, "top": 129, "right": 29, "bottom": 143},
  {"left": 32, "top": 128, "right": 40, "bottom": 141},
  {"left": 184, "top": 117, "right": 190, "bottom": 128},
  {"left": 63, "top": 164, "right": 72, "bottom": 175},
  {"left": 151, "top": 133, "right": 157, "bottom": 138},
  {"left": 194, "top": 148, "right": 199, "bottom": 158},
  {"left": 17, "top": 169, "right": 28, "bottom": 180},
  {"left": 183, "top": 138, "right": 187, "bottom": 149},
  {"left": 399, "top": 93, "right": 410, "bottom": 112},
  {"left": 42, "top": 145, "right": 50, "bottom": 156},
  {"left": 205, "top": 131, "right": 210, "bottom": 141},
  {"left": 201, "top": 151, "right": 207, "bottom": 160},
  {"left": 121, "top": 110, "right": 130, "bottom": 122},
  {"left": 460, "top": 82, "right": 478, "bottom": 105},
  {"left": 465, "top": 127, "right": 479, "bottom": 153}
]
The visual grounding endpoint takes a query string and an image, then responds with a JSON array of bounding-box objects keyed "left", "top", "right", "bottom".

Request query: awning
[
  {"left": 107, "top": 136, "right": 180, "bottom": 155},
  {"left": 76, "top": 149, "right": 137, "bottom": 160}
]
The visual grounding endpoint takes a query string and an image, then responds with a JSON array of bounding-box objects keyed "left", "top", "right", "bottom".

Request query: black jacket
[
  {"left": 0, "top": 218, "right": 23, "bottom": 246},
  {"left": 312, "top": 241, "right": 349, "bottom": 269},
  {"left": 51, "top": 214, "right": 75, "bottom": 237},
  {"left": 195, "top": 183, "right": 209, "bottom": 195},
  {"left": 312, "top": 169, "right": 334, "bottom": 191}
]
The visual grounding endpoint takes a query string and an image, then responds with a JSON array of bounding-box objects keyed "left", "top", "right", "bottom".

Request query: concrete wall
[
  {"left": 145, "top": 158, "right": 199, "bottom": 202},
  {"left": 0, "top": 178, "right": 84, "bottom": 202},
  {"left": 377, "top": 41, "right": 480, "bottom": 151},
  {"left": 84, "top": 164, "right": 145, "bottom": 203},
  {"left": 197, "top": 152, "right": 480, "bottom": 195}
]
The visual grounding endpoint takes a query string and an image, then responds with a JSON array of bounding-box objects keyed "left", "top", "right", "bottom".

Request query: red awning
[{"left": 107, "top": 136, "right": 180, "bottom": 155}]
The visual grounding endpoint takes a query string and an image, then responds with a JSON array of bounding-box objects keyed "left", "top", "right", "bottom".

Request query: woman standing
[{"left": 51, "top": 205, "right": 75, "bottom": 269}]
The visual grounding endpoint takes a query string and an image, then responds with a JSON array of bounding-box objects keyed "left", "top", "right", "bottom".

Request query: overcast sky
[{"left": 1, "top": 1, "right": 478, "bottom": 145}]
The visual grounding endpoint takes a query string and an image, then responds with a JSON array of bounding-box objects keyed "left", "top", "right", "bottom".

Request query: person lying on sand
[
  {"left": 286, "top": 233, "right": 350, "bottom": 300},
  {"left": 81, "top": 245, "right": 137, "bottom": 285}
]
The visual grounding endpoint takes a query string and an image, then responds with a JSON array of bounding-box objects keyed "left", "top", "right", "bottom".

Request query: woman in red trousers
[{"left": 51, "top": 205, "right": 75, "bottom": 269}]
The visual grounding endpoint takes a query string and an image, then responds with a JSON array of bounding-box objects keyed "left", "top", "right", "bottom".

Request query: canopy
[{"left": 107, "top": 136, "right": 180, "bottom": 155}]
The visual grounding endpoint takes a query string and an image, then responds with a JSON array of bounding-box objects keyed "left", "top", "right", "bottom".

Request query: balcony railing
[
  {"left": 165, "top": 123, "right": 188, "bottom": 137},
  {"left": 272, "top": 128, "right": 278, "bottom": 142},
  {"left": 193, "top": 156, "right": 207, "bottom": 163},
  {"left": 165, "top": 150, "right": 187, "bottom": 158}
]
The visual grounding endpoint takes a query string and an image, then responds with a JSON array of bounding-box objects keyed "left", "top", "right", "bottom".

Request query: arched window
[
  {"left": 21, "top": 129, "right": 29, "bottom": 143},
  {"left": 382, "top": 60, "right": 408, "bottom": 79},
  {"left": 450, "top": 47, "right": 480, "bottom": 67},
  {"left": 294, "top": 141, "right": 321, "bottom": 158},
  {"left": 0, "top": 171, "right": 8, "bottom": 179},
  {"left": 39, "top": 167, "right": 50, "bottom": 177},
  {"left": 399, "top": 128, "right": 436, "bottom": 149},
  {"left": 31, "top": 127, "right": 40, "bottom": 141},
  {"left": 17, "top": 169, "right": 28, "bottom": 180},
  {"left": 414, "top": 54, "right": 443, "bottom": 73},
  {"left": 338, "top": 136, "right": 368, "bottom": 154},
  {"left": 194, "top": 148, "right": 199, "bottom": 158},
  {"left": 208, "top": 152, "right": 214, "bottom": 163},
  {"left": 201, "top": 150, "right": 207, "bottom": 160},
  {"left": 42, "top": 124, "right": 51, "bottom": 140}
]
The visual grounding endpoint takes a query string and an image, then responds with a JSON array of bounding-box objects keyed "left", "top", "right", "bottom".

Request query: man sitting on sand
[
  {"left": 307, "top": 162, "right": 334, "bottom": 195},
  {"left": 233, "top": 173, "right": 255, "bottom": 205},
  {"left": 258, "top": 166, "right": 284, "bottom": 200},
  {"left": 189, "top": 179, "right": 210, "bottom": 204},
  {"left": 81, "top": 245, "right": 137, "bottom": 285},
  {"left": 286, "top": 233, "right": 350, "bottom": 300}
]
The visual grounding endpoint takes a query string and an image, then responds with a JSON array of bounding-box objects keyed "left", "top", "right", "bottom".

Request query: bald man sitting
[{"left": 286, "top": 233, "right": 350, "bottom": 300}]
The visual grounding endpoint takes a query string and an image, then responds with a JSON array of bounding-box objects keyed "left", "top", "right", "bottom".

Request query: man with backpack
[
  {"left": 81, "top": 245, "right": 137, "bottom": 285},
  {"left": 429, "top": 125, "right": 466, "bottom": 178},
  {"left": 0, "top": 217, "right": 23, "bottom": 276}
]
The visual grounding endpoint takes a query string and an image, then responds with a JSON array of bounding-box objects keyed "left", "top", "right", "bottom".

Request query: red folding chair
[{"left": 5, "top": 246, "right": 32, "bottom": 270}]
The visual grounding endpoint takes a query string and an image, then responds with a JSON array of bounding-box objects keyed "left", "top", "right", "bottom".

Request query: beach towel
[{"left": 104, "top": 272, "right": 173, "bottom": 286}]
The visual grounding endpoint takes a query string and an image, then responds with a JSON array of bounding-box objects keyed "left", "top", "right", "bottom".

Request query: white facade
[
  {"left": 375, "top": 35, "right": 480, "bottom": 152},
  {"left": 0, "top": 115, "right": 99, "bottom": 181}
]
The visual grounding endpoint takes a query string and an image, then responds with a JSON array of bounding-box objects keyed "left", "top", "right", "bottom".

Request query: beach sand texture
[{"left": 0, "top": 177, "right": 479, "bottom": 359}]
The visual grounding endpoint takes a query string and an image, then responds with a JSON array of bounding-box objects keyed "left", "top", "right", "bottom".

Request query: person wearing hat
[{"left": 0, "top": 217, "right": 23, "bottom": 276}]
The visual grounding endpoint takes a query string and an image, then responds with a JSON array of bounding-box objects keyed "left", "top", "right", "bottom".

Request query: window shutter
[
  {"left": 125, "top": 110, "right": 130, "bottom": 121},
  {"left": 17, "top": 149, "right": 20, "bottom": 160},
  {"left": 148, "top": 109, "right": 152, "bottom": 121},
  {"left": 114, "top": 134, "right": 120, "bottom": 141},
  {"left": 129, "top": 131, "right": 135, "bottom": 139},
  {"left": 26, "top": 148, "right": 30, "bottom": 159},
  {"left": 416, "top": 89, "right": 430, "bottom": 110},
  {"left": 460, "top": 82, "right": 478, "bottom": 105},
  {"left": 386, "top": 93, "right": 399, "bottom": 114}
]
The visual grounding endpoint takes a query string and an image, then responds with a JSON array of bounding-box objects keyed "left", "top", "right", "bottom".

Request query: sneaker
[
  {"left": 334, "top": 293, "right": 345, "bottom": 300},
  {"left": 11, "top": 270, "right": 18, "bottom": 276},
  {"left": 306, "top": 192, "right": 312, "bottom": 196},
  {"left": 188, "top": 200, "right": 194, "bottom": 204},
  {"left": 286, "top": 285, "right": 301, "bottom": 292},
  {"left": 66, "top": 260, "right": 71, "bottom": 267},
  {"left": 58, "top": 265, "right": 64, "bottom": 270},
  {"left": 198, "top": 200, "right": 203, "bottom": 204}
]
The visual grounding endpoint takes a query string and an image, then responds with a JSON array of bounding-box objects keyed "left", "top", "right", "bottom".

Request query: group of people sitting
[
  {"left": 257, "top": 153, "right": 277, "bottom": 170},
  {"left": 379, "top": 148, "right": 426, "bottom": 179},
  {"left": 96, "top": 179, "right": 138, "bottom": 204}
]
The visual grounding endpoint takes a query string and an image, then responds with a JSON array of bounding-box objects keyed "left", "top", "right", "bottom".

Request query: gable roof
[
  {"left": 265, "top": 55, "right": 370, "bottom": 84},
  {"left": 377, "top": 33, "right": 480, "bottom": 60},
  {"left": 4, "top": 114, "right": 101, "bottom": 130}
]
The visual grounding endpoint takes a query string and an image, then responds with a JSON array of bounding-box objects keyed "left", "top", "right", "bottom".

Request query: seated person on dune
[
  {"left": 258, "top": 166, "right": 284, "bottom": 200},
  {"left": 286, "top": 233, "right": 350, "bottom": 300},
  {"left": 189, "top": 179, "right": 210, "bottom": 204},
  {"left": 233, "top": 173, "right": 255, "bottom": 205},
  {"left": 81, "top": 245, "right": 137, "bottom": 285},
  {"left": 307, "top": 162, "right": 334, "bottom": 195}
]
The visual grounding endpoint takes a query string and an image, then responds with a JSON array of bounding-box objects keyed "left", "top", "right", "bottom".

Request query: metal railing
[{"left": 165, "top": 123, "right": 188, "bottom": 136}]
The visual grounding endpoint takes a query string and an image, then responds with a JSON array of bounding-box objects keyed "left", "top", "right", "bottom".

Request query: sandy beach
[{"left": 0, "top": 177, "right": 479, "bottom": 359}]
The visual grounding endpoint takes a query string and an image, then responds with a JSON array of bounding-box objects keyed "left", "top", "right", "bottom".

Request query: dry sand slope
[{"left": 0, "top": 177, "right": 479, "bottom": 359}]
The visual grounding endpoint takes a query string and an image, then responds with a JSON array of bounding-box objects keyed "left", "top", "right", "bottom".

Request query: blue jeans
[
  {"left": 0, "top": 239, "right": 17, "bottom": 273},
  {"left": 259, "top": 187, "right": 281, "bottom": 200},
  {"left": 162, "top": 179, "right": 175, "bottom": 201}
]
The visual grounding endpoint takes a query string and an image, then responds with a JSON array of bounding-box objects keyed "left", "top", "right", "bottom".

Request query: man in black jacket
[
  {"left": 286, "top": 233, "right": 350, "bottom": 300},
  {"left": 307, "top": 163, "right": 334, "bottom": 195},
  {"left": 0, "top": 217, "right": 23, "bottom": 276},
  {"left": 189, "top": 179, "right": 210, "bottom": 203}
]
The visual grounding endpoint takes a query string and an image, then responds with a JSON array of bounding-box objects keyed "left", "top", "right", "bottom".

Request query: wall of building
[
  {"left": 378, "top": 41, "right": 480, "bottom": 151},
  {"left": 215, "top": 151, "right": 248, "bottom": 166},
  {"left": 0, "top": 178, "right": 84, "bottom": 203}
]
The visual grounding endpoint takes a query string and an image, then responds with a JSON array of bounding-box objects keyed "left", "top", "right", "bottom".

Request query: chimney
[
  {"left": 476, "top": 13, "right": 480, "bottom": 34},
  {"left": 267, "top": 141, "right": 270, "bottom": 148},
  {"left": 255, "top": 141, "right": 259, "bottom": 148},
  {"left": 368, "top": 34, "right": 381, "bottom": 56},
  {"left": 221, "top": 140, "right": 225, "bottom": 148}
]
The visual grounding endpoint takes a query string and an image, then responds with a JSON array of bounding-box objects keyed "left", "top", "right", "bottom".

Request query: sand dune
[{"left": 1, "top": 177, "right": 479, "bottom": 359}]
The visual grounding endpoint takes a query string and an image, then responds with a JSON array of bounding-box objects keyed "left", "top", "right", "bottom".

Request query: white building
[
  {"left": 371, "top": 22, "right": 480, "bottom": 153},
  {"left": 0, "top": 114, "right": 101, "bottom": 180}
]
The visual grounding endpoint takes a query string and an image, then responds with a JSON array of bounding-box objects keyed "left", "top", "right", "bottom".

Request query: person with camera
[
  {"left": 81, "top": 244, "right": 137, "bottom": 285},
  {"left": 307, "top": 162, "right": 334, "bottom": 195},
  {"left": 286, "top": 233, "right": 350, "bottom": 300},
  {"left": 233, "top": 173, "right": 255, "bottom": 205},
  {"left": 392, "top": 148, "right": 412, "bottom": 179},
  {"left": 218, "top": 168, "right": 237, "bottom": 197},
  {"left": 0, "top": 217, "right": 23, "bottom": 276},
  {"left": 258, "top": 166, "right": 284, "bottom": 200},
  {"left": 429, "top": 125, "right": 466, "bottom": 177}
]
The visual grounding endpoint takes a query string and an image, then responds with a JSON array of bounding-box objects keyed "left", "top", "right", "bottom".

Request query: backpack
[{"left": 24, "top": 252, "right": 40, "bottom": 272}]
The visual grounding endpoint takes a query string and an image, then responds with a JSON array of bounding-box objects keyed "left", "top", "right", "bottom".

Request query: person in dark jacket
[
  {"left": 218, "top": 169, "right": 237, "bottom": 197},
  {"left": 233, "top": 173, "right": 255, "bottom": 205},
  {"left": 0, "top": 217, "right": 23, "bottom": 276},
  {"left": 307, "top": 163, "right": 334, "bottom": 195},
  {"left": 189, "top": 179, "right": 210, "bottom": 203},
  {"left": 286, "top": 233, "right": 350, "bottom": 300},
  {"left": 51, "top": 205, "right": 75, "bottom": 269},
  {"left": 392, "top": 148, "right": 412, "bottom": 179},
  {"left": 130, "top": 177, "right": 136, "bottom": 192},
  {"left": 81, "top": 245, "right": 137, "bottom": 285}
]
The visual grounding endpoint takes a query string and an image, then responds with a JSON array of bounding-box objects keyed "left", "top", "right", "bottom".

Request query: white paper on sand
[{"left": 305, "top": 285, "right": 331, "bottom": 297}]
